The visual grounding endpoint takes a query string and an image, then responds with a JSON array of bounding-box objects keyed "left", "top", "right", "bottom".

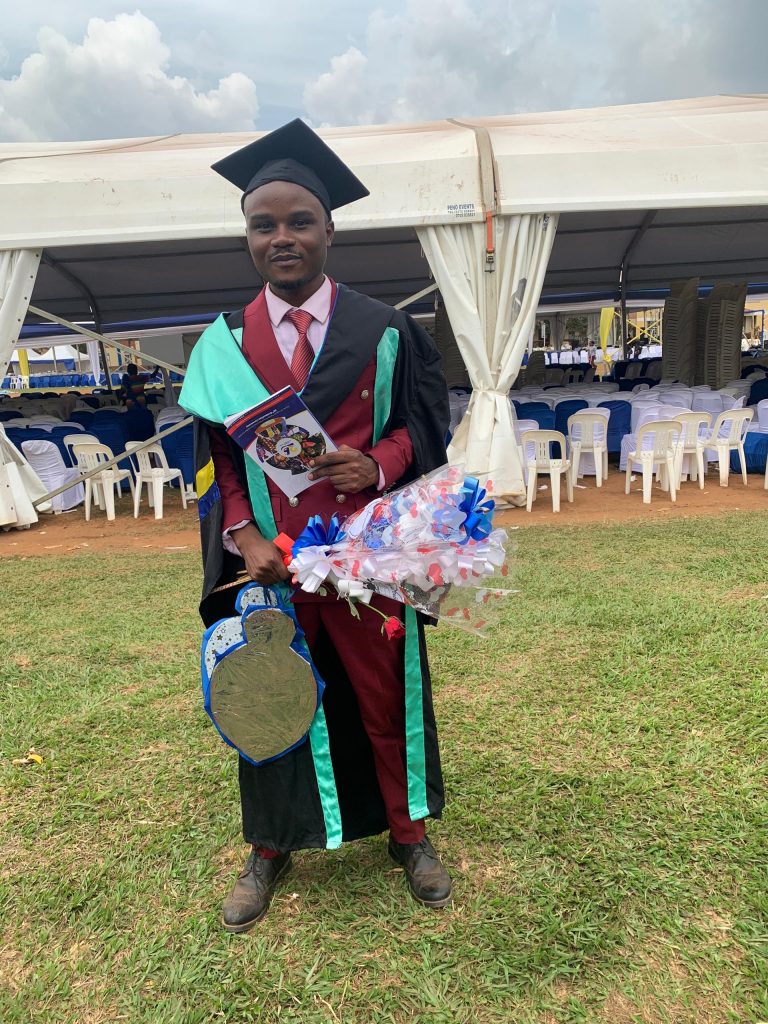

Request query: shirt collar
[{"left": 265, "top": 276, "right": 332, "bottom": 328}]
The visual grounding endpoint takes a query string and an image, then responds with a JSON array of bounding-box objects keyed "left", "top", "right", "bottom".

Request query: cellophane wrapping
[{"left": 288, "top": 464, "right": 516, "bottom": 635}]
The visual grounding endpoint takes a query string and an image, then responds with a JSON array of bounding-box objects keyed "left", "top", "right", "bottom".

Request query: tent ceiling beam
[{"left": 41, "top": 253, "right": 102, "bottom": 328}]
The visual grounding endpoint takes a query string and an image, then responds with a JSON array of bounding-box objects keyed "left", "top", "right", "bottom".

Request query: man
[
  {"left": 180, "top": 120, "right": 451, "bottom": 933},
  {"left": 119, "top": 362, "right": 146, "bottom": 402}
]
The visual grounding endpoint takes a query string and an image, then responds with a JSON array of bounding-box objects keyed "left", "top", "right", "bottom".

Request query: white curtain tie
[{"left": 471, "top": 388, "right": 511, "bottom": 399}]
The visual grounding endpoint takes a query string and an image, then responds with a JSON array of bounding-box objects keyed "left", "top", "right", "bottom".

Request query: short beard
[{"left": 266, "top": 271, "right": 317, "bottom": 292}]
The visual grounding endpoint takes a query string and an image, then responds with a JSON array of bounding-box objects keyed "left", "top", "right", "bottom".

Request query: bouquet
[{"left": 280, "top": 465, "right": 515, "bottom": 635}]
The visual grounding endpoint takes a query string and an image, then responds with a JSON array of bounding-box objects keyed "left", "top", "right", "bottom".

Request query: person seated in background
[{"left": 120, "top": 363, "right": 147, "bottom": 403}]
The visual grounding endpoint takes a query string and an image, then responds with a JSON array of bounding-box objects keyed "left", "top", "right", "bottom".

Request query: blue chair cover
[
  {"left": 125, "top": 404, "right": 155, "bottom": 442},
  {"left": 92, "top": 420, "right": 128, "bottom": 456},
  {"left": 729, "top": 431, "right": 768, "bottom": 474},
  {"left": 0, "top": 410, "right": 23, "bottom": 421},
  {"left": 747, "top": 377, "right": 768, "bottom": 406},
  {"left": 517, "top": 403, "right": 555, "bottom": 430},
  {"left": 741, "top": 363, "right": 768, "bottom": 379},
  {"left": 7, "top": 427, "right": 73, "bottom": 466},
  {"left": 598, "top": 400, "right": 631, "bottom": 453},
  {"left": 161, "top": 422, "right": 194, "bottom": 491},
  {"left": 517, "top": 402, "right": 551, "bottom": 418},
  {"left": 70, "top": 411, "right": 95, "bottom": 427},
  {"left": 554, "top": 399, "right": 588, "bottom": 435},
  {"left": 612, "top": 360, "right": 628, "bottom": 381}
]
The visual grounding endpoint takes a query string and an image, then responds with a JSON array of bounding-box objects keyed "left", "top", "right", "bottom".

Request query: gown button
[
  {"left": 360, "top": 389, "right": 370, "bottom": 399},
  {"left": 335, "top": 493, "right": 347, "bottom": 504},
  {"left": 289, "top": 496, "right": 299, "bottom": 507}
]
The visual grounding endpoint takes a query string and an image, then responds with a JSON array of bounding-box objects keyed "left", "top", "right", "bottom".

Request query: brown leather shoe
[
  {"left": 221, "top": 850, "right": 292, "bottom": 933},
  {"left": 388, "top": 835, "right": 452, "bottom": 908}
]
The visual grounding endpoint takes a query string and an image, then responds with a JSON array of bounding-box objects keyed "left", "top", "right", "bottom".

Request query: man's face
[{"left": 243, "top": 181, "right": 334, "bottom": 299}]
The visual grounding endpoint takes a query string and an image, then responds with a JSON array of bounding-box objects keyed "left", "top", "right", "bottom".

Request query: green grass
[{"left": 1, "top": 512, "right": 767, "bottom": 1023}]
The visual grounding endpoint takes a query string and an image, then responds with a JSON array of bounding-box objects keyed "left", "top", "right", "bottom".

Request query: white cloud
[
  {"left": 0, "top": 11, "right": 260, "bottom": 141},
  {"left": 302, "top": 0, "right": 768, "bottom": 127},
  {"left": 304, "top": 47, "right": 374, "bottom": 126}
]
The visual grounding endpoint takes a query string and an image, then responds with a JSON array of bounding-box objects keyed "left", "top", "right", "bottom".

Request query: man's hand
[
  {"left": 308, "top": 445, "right": 379, "bottom": 493},
  {"left": 233, "top": 523, "right": 290, "bottom": 584}
]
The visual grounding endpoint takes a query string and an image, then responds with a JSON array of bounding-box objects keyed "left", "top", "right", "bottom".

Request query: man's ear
[{"left": 326, "top": 219, "right": 335, "bottom": 247}]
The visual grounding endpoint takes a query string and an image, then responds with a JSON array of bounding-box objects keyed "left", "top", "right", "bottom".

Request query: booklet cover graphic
[{"left": 225, "top": 387, "right": 337, "bottom": 498}]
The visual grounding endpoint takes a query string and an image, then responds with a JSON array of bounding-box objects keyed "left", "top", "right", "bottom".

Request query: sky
[{"left": 0, "top": 0, "right": 766, "bottom": 142}]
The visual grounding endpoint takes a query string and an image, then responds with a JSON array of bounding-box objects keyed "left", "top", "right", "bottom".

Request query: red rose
[{"left": 382, "top": 616, "right": 406, "bottom": 640}]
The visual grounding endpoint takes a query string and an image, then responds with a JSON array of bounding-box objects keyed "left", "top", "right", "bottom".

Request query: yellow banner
[
  {"left": 17, "top": 349, "right": 30, "bottom": 378},
  {"left": 599, "top": 307, "right": 614, "bottom": 356}
]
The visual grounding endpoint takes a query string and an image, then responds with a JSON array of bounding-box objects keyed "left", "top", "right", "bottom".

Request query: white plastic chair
[
  {"left": 514, "top": 418, "right": 539, "bottom": 485},
  {"left": 624, "top": 420, "right": 681, "bottom": 504},
  {"left": 20, "top": 440, "right": 84, "bottom": 513},
  {"left": 695, "top": 409, "right": 754, "bottom": 488},
  {"left": 63, "top": 432, "right": 98, "bottom": 464},
  {"left": 672, "top": 411, "right": 712, "bottom": 485},
  {"left": 524, "top": 430, "right": 573, "bottom": 513},
  {"left": 756, "top": 399, "right": 768, "bottom": 433},
  {"left": 126, "top": 441, "right": 187, "bottom": 520},
  {"left": 71, "top": 440, "right": 134, "bottom": 521},
  {"left": 567, "top": 410, "right": 609, "bottom": 486}
]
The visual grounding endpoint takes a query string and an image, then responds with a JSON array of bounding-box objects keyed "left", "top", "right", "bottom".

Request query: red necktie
[{"left": 285, "top": 308, "right": 315, "bottom": 389}]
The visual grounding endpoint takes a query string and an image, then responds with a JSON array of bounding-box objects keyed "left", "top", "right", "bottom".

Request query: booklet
[{"left": 224, "top": 387, "right": 337, "bottom": 499}]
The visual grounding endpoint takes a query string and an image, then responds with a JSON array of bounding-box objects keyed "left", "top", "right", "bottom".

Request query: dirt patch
[
  {"left": 496, "top": 470, "right": 768, "bottom": 528},
  {"left": 1, "top": 472, "right": 766, "bottom": 559},
  {"left": 0, "top": 492, "right": 199, "bottom": 558}
]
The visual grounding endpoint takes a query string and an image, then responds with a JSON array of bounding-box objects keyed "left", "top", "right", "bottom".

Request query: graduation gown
[{"left": 180, "top": 284, "right": 450, "bottom": 850}]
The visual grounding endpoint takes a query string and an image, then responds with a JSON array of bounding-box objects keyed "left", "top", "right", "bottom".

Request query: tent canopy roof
[{"left": 3, "top": 94, "right": 768, "bottom": 321}]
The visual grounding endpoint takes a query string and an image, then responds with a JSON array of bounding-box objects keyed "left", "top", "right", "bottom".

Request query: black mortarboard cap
[{"left": 211, "top": 118, "right": 369, "bottom": 216}]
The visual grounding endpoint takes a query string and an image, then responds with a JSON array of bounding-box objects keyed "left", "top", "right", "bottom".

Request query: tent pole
[
  {"left": 618, "top": 210, "right": 657, "bottom": 358},
  {"left": 394, "top": 283, "right": 438, "bottom": 310}
]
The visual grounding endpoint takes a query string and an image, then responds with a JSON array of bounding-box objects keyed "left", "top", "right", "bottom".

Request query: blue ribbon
[
  {"left": 458, "top": 476, "right": 495, "bottom": 542},
  {"left": 292, "top": 514, "right": 346, "bottom": 557}
]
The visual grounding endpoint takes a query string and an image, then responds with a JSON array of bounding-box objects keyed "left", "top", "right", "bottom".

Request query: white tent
[
  {"left": 10, "top": 343, "right": 82, "bottom": 363},
  {"left": 2, "top": 93, "right": 768, "bottom": 502}
]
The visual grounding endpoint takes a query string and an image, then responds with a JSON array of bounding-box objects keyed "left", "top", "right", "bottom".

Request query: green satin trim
[
  {"left": 372, "top": 327, "right": 399, "bottom": 444},
  {"left": 179, "top": 316, "right": 264, "bottom": 424},
  {"left": 374, "top": 327, "right": 427, "bottom": 820},
  {"left": 404, "top": 606, "right": 429, "bottom": 820},
  {"left": 308, "top": 705, "right": 343, "bottom": 849},
  {"left": 244, "top": 451, "right": 278, "bottom": 541}
]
